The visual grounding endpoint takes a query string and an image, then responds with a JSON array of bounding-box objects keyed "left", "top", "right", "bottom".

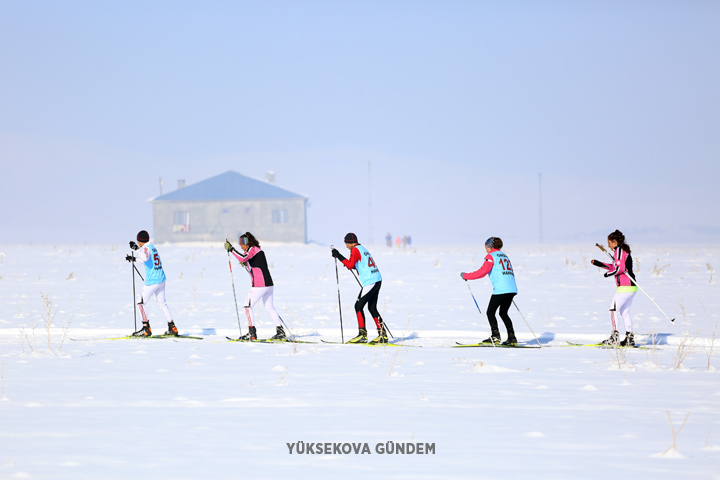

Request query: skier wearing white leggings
[
  {"left": 591, "top": 229, "right": 637, "bottom": 347},
  {"left": 125, "top": 230, "right": 178, "bottom": 337},
  {"left": 224, "top": 232, "right": 284, "bottom": 341}
]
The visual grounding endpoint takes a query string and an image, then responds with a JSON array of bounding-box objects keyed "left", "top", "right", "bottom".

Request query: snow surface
[{"left": 1, "top": 243, "right": 719, "bottom": 479}]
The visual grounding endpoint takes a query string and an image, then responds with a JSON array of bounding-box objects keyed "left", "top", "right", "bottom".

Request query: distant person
[
  {"left": 395, "top": 235, "right": 401, "bottom": 248},
  {"left": 402, "top": 236, "right": 407, "bottom": 249},
  {"left": 407, "top": 235, "right": 412, "bottom": 247},
  {"left": 225, "top": 232, "right": 285, "bottom": 341},
  {"left": 590, "top": 230, "right": 637, "bottom": 346},
  {"left": 460, "top": 237, "right": 518, "bottom": 345},
  {"left": 126, "top": 230, "right": 178, "bottom": 337},
  {"left": 385, "top": 232, "right": 392, "bottom": 248},
  {"left": 332, "top": 233, "right": 388, "bottom": 344}
]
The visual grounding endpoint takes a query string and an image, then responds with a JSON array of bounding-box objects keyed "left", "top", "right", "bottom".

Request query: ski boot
[
  {"left": 270, "top": 326, "right": 286, "bottom": 340},
  {"left": 164, "top": 321, "right": 179, "bottom": 336},
  {"left": 620, "top": 331, "right": 635, "bottom": 347},
  {"left": 481, "top": 332, "right": 501, "bottom": 345},
  {"left": 238, "top": 326, "right": 257, "bottom": 341},
  {"left": 348, "top": 328, "right": 368, "bottom": 344},
  {"left": 601, "top": 331, "right": 619, "bottom": 345},
  {"left": 501, "top": 334, "right": 518, "bottom": 346},
  {"left": 132, "top": 322, "right": 152, "bottom": 337},
  {"left": 369, "top": 326, "right": 389, "bottom": 345}
]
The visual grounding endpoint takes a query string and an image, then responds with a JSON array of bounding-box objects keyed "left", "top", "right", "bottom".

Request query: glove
[
  {"left": 125, "top": 254, "right": 136, "bottom": 263},
  {"left": 129, "top": 241, "right": 139, "bottom": 250},
  {"left": 603, "top": 272, "right": 613, "bottom": 278},
  {"left": 224, "top": 240, "right": 235, "bottom": 252},
  {"left": 460, "top": 272, "right": 466, "bottom": 280},
  {"left": 590, "top": 259, "right": 602, "bottom": 267},
  {"left": 331, "top": 248, "right": 346, "bottom": 261}
]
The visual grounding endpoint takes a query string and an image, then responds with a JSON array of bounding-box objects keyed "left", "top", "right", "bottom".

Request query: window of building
[
  {"left": 173, "top": 211, "right": 190, "bottom": 232},
  {"left": 272, "top": 209, "right": 287, "bottom": 224}
]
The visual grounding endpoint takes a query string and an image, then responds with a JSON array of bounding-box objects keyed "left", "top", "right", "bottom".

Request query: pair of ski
[
  {"left": 225, "top": 336, "right": 317, "bottom": 344},
  {"left": 564, "top": 341, "right": 647, "bottom": 349},
  {"left": 106, "top": 334, "right": 204, "bottom": 340},
  {"left": 454, "top": 341, "right": 540, "bottom": 349},
  {"left": 320, "top": 339, "right": 419, "bottom": 347},
  {"left": 453, "top": 341, "right": 645, "bottom": 349}
]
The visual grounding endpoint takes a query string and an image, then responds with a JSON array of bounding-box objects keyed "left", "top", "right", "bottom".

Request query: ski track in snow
[{"left": 0, "top": 243, "right": 719, "bottom": 479}]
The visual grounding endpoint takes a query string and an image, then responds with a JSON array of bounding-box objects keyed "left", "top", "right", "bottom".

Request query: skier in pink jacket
[
  {"left": 224, "top": 232, "right": 285, "bottom": 341},
  {"left": 590, "top": 230, "right": 638, "bottom": 346}
]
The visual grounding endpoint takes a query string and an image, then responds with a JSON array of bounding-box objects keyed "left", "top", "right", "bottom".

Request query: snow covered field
[{"left": 1, "top": 242, "right": 718, "bottom": 479}]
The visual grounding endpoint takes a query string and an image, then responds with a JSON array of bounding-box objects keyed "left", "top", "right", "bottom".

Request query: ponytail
[{"left": 608, "top": 229, "right": 631, "bottom": 254}]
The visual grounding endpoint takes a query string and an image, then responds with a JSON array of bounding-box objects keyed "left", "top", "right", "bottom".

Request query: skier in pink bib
[
  {"left": 224, "top": 232, "right": 285, "bottom": 341},
  {"left": 590, "top": 230, "right": 638, "bottom": 346}
]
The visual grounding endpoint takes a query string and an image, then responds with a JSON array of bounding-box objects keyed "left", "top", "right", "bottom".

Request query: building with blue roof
[{"left": 151, "top": 171, "right": 307, "bottom": 243}]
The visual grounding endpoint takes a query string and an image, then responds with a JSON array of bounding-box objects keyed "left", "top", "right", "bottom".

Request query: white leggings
[
  {"left": 244, "top": 286, "right": 282, "bottom": 327},
  {"left": 138, "top": 281, "right": 173, "bottom": 324},
  {"left": 610, "top": 291, "right": 636, "bottom": 332}
]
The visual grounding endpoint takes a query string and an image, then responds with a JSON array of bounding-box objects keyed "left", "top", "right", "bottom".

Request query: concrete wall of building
[{"left": 152, "top": 197, "right": 307, "bottom": 243}]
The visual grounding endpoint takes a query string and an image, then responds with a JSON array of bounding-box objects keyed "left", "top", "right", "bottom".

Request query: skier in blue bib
[
  {"left": 460, "top": 237, "right": 518, "bottom": 345},
  {"left": 125, "top": 230, "right": 177, "bottom": 337},
  {"left": 331, "top": 233, "right": 388, "bottom": 344}
]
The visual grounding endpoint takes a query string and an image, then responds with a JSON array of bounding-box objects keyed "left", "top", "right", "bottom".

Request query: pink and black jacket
[
  {"left": 232, "top": 247, "right": 274, "bottom": 287},
  {"left": 592, "top": 247, "right": 637, "bottom": 291}
]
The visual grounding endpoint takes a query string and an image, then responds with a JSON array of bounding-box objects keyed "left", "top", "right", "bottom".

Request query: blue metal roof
[{"left": 152, "top": 171, "right": 304, "bottom": 202}]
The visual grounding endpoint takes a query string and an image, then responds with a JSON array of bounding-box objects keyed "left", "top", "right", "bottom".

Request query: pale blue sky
[{"left": 1, "top": 1, "right": 718, "bottom": 245}]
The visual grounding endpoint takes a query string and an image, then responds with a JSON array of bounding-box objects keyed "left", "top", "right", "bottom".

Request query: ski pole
[
  {"left": 464, "top": 280, "right": 495, "bottom": 348},
  {"left": 332, "top": 246, "right": 345, "bottom": 343},
  {"left": 131, "top": 250, "right": 137, "bottom": 332},
  {"left": 278, "top": 315, "right": 292, "bottom": 336},
  {"left": 350, "top": 269, "right": 363, "bottom": 288},
  {"left": 226, "top": 246, "right": 243, "bottom": 337},
  {"left": 512, "top": 300, "right": 542, "bottom": 347},
  {"left": 382, "top": 322, "right": 394, "bottom": 339},
  {"left": 595, "top": 243, "right": 675, "bottom": 323},
  {"left": 133, "top": 263, "right": 144, "bottom": 282}
]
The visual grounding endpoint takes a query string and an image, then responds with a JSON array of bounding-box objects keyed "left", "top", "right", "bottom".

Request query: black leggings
[
  {"left": 355, "top": 281, "right": 383, "bottom": 329},
  {"left": 487, "top": 293, "right": 516, "bottom": 335}
]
